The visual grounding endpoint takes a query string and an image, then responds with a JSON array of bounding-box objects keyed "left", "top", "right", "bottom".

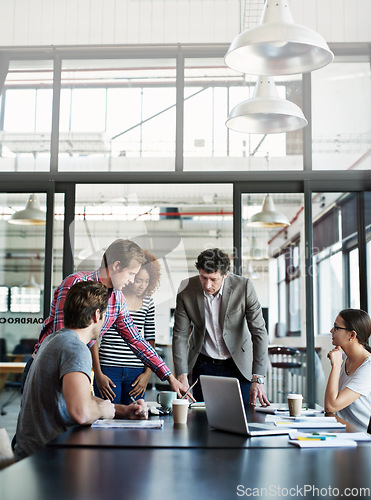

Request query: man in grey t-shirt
[{"left": 14, "top": 281, "right": 147, "bottom": 461}]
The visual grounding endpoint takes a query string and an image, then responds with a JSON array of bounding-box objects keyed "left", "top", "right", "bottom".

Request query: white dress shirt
[{"left": 200, "top": 280, "right": 231, "bottom": 360}]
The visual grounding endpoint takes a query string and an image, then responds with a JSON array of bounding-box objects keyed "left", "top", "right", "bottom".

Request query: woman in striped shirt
[{"left": 94, "top": 251, "right": 161, "bottom": 404}]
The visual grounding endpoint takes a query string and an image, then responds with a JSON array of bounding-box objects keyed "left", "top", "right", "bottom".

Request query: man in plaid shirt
[{"left": 31, "top": 239, "right": 189, "bottom": 402}]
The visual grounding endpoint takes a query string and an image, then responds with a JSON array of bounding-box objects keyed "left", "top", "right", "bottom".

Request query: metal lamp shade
[
  {"left": 225, "top": 0, "right": 334, "bottom": 76},
  {"left": 226, "top": 76, "right": 307, "bottom": 134},
  {"left": 247, "top": 194, "right": 290, "bottom": 228},
  {"left": 8, "top": 194, "right": 46, "bottom": 226}
]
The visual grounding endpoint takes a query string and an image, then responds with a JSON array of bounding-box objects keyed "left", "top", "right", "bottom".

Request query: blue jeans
[
  {"left": 93, "top": 365, "right": 146, "bottom": 405},
  {"left": 191, "top": 354, "right": 251, "bottom": 406}
]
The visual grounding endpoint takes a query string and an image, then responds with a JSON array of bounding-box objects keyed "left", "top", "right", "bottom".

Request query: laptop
[{"left": 200, "top": 375, "right": 290, "bottom": 437}]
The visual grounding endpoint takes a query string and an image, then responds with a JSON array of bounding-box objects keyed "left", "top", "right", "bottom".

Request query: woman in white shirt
[{"left": 325, "top": 308, "right": 371, "bottom": 430}]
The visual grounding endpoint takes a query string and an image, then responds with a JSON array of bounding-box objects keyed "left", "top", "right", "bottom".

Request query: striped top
[
  {"left": 35, "top": 269, "right": 169, "bottom": 380},
  {"left": 99, "top": 295, "right": 156, "bottom": 368}
]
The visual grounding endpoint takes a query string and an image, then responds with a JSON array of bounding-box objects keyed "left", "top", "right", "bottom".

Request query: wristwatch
[{"left": 251, "top": 376, "right": 265, "bottom": 384}]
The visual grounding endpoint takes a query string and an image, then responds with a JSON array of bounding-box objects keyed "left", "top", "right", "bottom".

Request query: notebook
[{"left": 200, "top": 375, "right": 289, "bottom": 437}]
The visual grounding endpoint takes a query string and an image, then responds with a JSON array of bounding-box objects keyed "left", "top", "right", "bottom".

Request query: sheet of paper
[
  {"left": 91, "top": 419, "right": 164, "bottom": 429},
  {"left": 265, "top": 415, "right": 338, "bottom": 423},
  {"left": 289, "top": 430, "right": 371, "bottom": 442},
  {"left": 289, "top": 439, "right": 357, "bottom": 448},
  {"left": 275, "top": 421, "right": 346, "bottom": 429},
  {"left": 255, "top": 407, "right": 322, "bottom": 416}
]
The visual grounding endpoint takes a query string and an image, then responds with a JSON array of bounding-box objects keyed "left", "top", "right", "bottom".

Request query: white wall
[{"left": 0, "top": 0, "right": 369, "bottom": 47}]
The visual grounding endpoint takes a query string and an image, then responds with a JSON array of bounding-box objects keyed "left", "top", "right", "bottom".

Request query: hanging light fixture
[
  {"left": 246, "top": 235, "right": 268, "bottom": 260},
  {"left": 247, "top": 262, "right": 259, "bottom": 280},
  {"left": 226, "top": 76, "right": 307, "bottom": 134},
  {"left": 8, "top": 194, "right": 46, "bottom": 226},
  {"left": 225, "top": 0, "right": 334, "bottom": 76},
  {"left": 247, "top": 194, "right": 290, "bottom": 228},
  {"left": 21, "top": 275, "right": 42, "bottom": 289}
]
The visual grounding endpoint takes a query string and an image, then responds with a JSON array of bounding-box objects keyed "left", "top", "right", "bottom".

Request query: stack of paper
[
  {"left": 288, "top": 430, "right": 362, "bottom": 448},
  {"left": 91, "top": 419, "right": 164, "bottom": 429},
  {"left": 265, "top": 415, "right": 346, "bottom": 429},
  {"left": 256, "top": 406, "right": 322, "bottom": 416}
]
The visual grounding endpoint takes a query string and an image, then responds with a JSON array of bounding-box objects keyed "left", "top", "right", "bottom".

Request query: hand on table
[
  {"left": 114, "top": 399, "right": 148, "bottom": 420},
  {"left": 249, "top": 382, "right": 270, "bottom": 407}
]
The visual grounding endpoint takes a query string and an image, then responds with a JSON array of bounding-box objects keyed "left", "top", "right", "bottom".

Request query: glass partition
[
  {"left": 0, "top": 193, "right": 47, "bottom": 356},
  {"left": 366, "top": 192, "right": 371, "bottom": 312},
  {"left": 58, "top": 59, "right": 176, "bottom": 172},
  {"left": 74, "top": 183, "right": 233, "bottom": 344},
  {"left": 312, "top": 191, "right": 366, "bottom": 404},
  {"left": 184, "top": 58, "right": 304, "bottom": 171},
  {"left": 312, "top": 59, "right": 371, "bottom": 171},
  {"left": 241, "top": 192, "right": 307, "bottom": 402},
  {"left": 0, "top": 60, "right": 53, "bottom": 172}
]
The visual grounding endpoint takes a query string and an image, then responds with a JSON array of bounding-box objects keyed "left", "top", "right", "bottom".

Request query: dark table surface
[
  {"left": 2, "top": 445, "right": 371, "bottom": 500},
  {"left": 48, "top": 405, "right": 363, "bottom": 450}
]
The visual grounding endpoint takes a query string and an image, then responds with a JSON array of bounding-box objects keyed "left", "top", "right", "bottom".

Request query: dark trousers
[{"left": 191, "top": 353, "right": 251, "bottom": 405}]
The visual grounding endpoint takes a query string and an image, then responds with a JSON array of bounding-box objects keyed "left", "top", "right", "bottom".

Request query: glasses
[{"left": 333, "top": 323, "right": 349, "bottom": 331}]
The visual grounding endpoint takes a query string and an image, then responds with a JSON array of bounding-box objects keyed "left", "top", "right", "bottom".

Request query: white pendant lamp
[
  {"left": 8, "top": 194, "right": 46, "bottom": 226},
  {"left": 247, "top": 262, "right": 259, "bottom": 280},
  {"left": 226, "top": 76, "right": 307, "bottom": 134},
  {"left": 225, "top": 0, "right": 334, "bottom": 76},
  {"left": 247, "top": 194, "right": 290, "bottom": 228},
  {"left": 21, "top": 274, "right": 42, "bottom": 289}
]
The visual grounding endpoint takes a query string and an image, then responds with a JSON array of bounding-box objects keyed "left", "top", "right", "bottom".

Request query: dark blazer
[{"left": 172, "top": 273, "right": 268, "bottom": 381}]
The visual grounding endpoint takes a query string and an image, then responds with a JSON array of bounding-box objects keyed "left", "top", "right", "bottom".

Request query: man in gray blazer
[{"left": 172, "top": 248, "right": 269, "bottom": 406}]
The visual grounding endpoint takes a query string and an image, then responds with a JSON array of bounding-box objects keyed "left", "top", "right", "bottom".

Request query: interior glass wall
[
  {"left": 312, "top": 59, "right": 371, "bottom": 171},
  {"left": 183, "top": 58, "right": 304, "bottom": 171},
  {"left": 312, "top": 191, "right": 367, "bottom": 404},
  {"left": 0, "top": 193, "right": 47, "bottom": 358},
  {"left": 74, "top": 183, "right": 233, "bottom": 345},
  {"left": 0, "top": 60, "right": 53, "bottom": 172},
  {"left": 58, "top": 59, "right": 176, "bottom": 172},
  {"left": 366, "top": 192, "right": 371, "bottom": 312},
  {"left": 241, "top": 192, "right": 307, "bottom": 402}
]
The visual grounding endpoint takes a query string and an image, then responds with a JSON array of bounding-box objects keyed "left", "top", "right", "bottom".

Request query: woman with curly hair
[{"left": 94, "top": 250, "right": 161, "bottom": 404}]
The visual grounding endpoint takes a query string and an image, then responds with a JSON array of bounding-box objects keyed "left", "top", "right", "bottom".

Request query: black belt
[{"left": 197, "top": 352, "right": 233, "bottom": 366}]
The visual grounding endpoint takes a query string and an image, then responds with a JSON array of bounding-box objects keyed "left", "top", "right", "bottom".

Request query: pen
[
  {"left": 312, "top": 433, "right": 337, "bottom": 437},
  {"left": 130, "top": 396, "right": 147, "bottom": 416},
  {"left": 181, "top": 379, "right": 198, "bottom": 399}
]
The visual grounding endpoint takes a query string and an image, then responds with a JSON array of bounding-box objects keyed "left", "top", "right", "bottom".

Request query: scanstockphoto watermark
[{"left": 236, "top": 484, "right": 371, "bottom": 497}]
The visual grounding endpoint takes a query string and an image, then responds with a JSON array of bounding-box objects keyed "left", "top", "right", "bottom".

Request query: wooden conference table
[{"left": 1, "top": 407, "right": 371, "bottom": 500}]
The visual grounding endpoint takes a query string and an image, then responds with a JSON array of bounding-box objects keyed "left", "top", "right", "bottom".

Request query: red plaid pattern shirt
[{"left": 34, "top": 269, "right": 170, "bottom": 380}]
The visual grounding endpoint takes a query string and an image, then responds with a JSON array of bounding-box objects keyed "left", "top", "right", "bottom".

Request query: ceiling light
[
  {"left": 247, "top": 262, "right": 259, "bottom": 280},
  {"left": 247, "top": 194, "right": 290, "bottom": 228},
  {"left": 8, "top": 194, "right": 46, "bottom": 226},
  {"left": 225, "top": 0, "right": 334, "bottom": 76},
  {"left": 226, "top": 76, "right": 307, "bottom": 134},
  {"left": 21, "top": 275, "right": 42, "bottom": 289}
]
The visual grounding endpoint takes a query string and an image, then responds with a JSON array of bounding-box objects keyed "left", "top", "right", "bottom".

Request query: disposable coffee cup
[
  {"left": 172, "top": 399, "right": 189, "bottom": 424},
  {"left": 287, "top": 393, "right": 303, "bottom": 417},
  {"left": 156, "top": 391, "right": 177, "bottom": 409}
]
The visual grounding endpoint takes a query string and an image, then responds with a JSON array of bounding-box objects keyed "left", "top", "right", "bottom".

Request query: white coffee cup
[
  {"left": 156, "top": 391, "right": 177, "bottom": 409},
  {"left": 172, "top": 399, "right": 189, "bottom": 424},
  {"left": 287, "top": 393, "right": 303, "bottom": 417}
]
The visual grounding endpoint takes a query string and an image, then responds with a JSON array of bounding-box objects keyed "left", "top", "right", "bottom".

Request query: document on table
[
  {"left": 255, "top": 406, "right": 322, "bottom": 416},
  {"left": 289, "top": 439, "right": 357, "bottom": 448},
  {"left": 289, "top": 430, "right": 371, "bottom": 442},
  {"left": 91, "top": 419, "right": 164, "bottom": 429},
  {"left": 265, "top": 415, "right": 346, "bottom": 429},
  {"left": 288, "top": 430, "right": 358, "bottom": 448}
]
